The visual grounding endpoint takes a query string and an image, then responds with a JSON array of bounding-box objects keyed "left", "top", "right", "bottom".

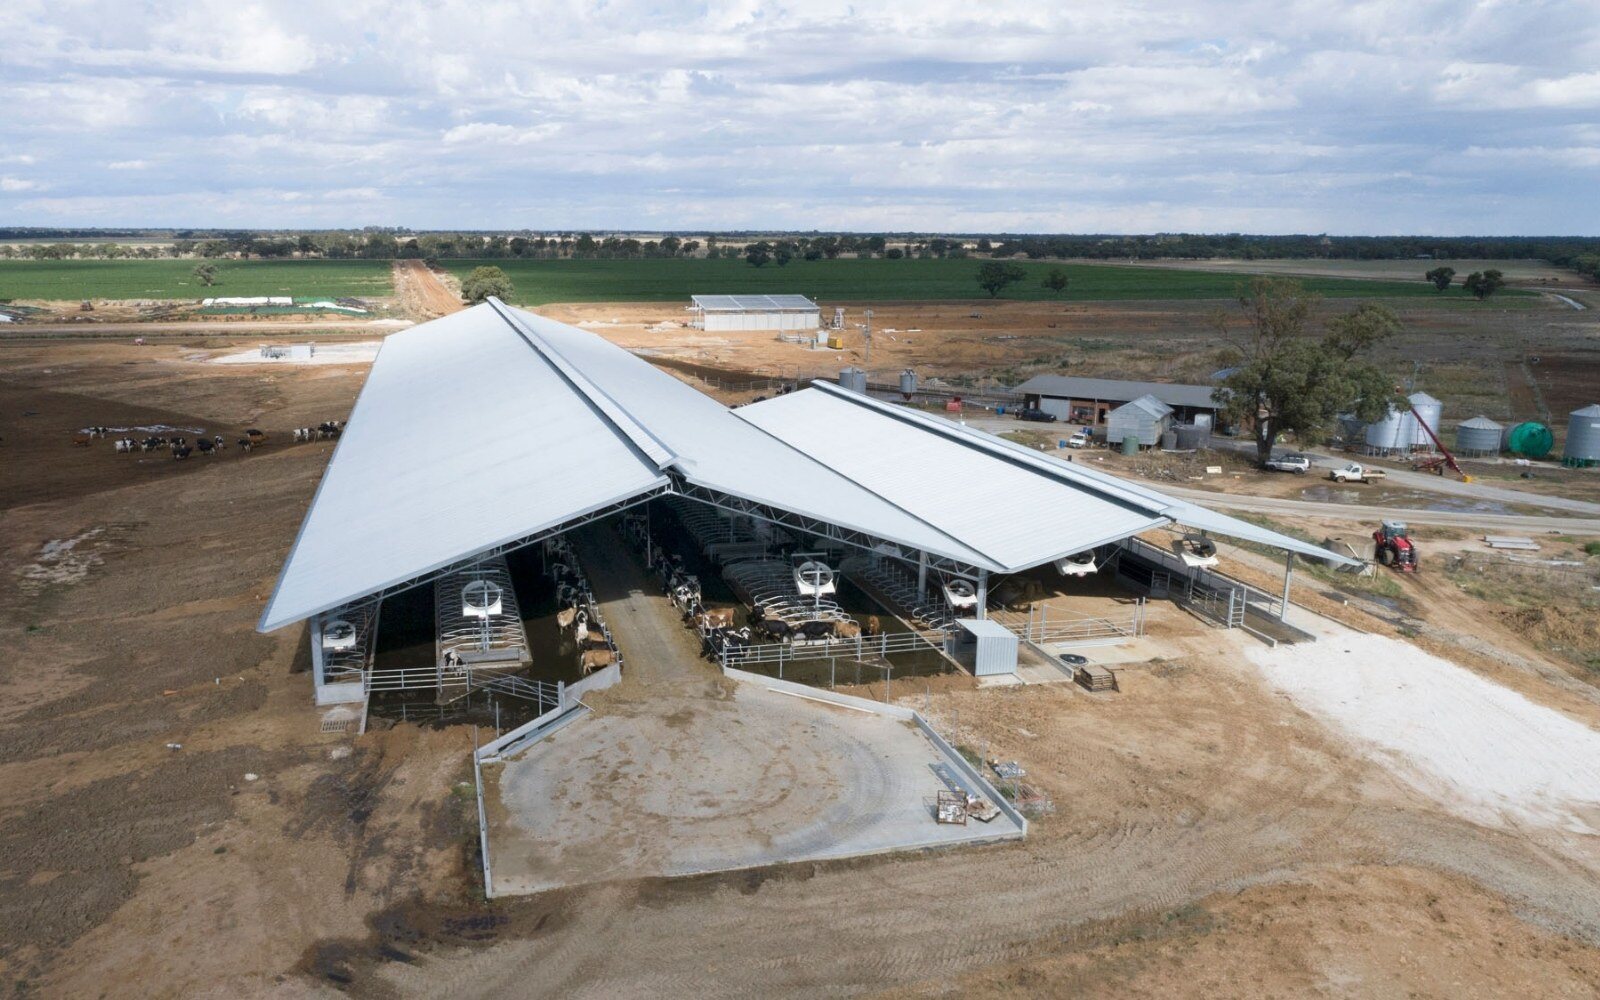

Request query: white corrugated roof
[
  {"left": 736, "top": 388, "right": 1166, "bottom": 569},
  {"left": 740, "top": 383, "right": 1357, "bottom": 568},
  {"left": 691, "top": 294, "right": 818, "bottom": 312},
  {"left": 1114, "top": 394, "right": 1174, "bottom": 418},
  {"left": 260, "top": 303, "right": 1353, "bottom": 632},
  {"left": 258, "top": 306, "right": 672, "bottom": 632}
]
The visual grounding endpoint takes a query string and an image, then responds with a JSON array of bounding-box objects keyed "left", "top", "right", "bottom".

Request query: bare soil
[
  {"left": 4, "top": 338, "right": 1600, "bottom": 998},
  {"left": 393, "top": 260, "right": 464, "bottom": 320}
]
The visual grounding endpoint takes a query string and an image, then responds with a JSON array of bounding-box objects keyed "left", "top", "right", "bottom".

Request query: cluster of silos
[
  {"left": 1564, "top": 404, "right": 1600, "bottom": 467},
  {"left": 1453, "top": 416, "right": 1502, "bottom": 457},
  {"left": 838, "top": 366, "right": 868, "bottom": 394},
  {"left": 1364, "top": 392, "right": 1443, "bottom": 455}
]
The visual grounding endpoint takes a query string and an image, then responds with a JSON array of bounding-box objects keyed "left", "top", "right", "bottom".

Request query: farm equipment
[
  {"left": 1372, "top": 520, "right": 1418, "bottom": 572},
  {"left": 1409, "top": 409, "right": 1473, "bottom": 481}
]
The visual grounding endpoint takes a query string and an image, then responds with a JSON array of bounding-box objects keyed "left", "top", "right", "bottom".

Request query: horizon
[{"left": 2, "top": 1, "right": 1598, "bottom": 235}]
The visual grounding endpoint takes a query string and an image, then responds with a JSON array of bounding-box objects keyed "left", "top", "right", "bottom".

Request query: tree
[
  {"left": 1424, "top": 266, "right": 1455, "bottom": 292},
  {"left": 192, "top": 263, "right": 218, "bottom": 287},
  {"left": 1463, "top": 269, "right": 1504, "bottom": 300},
  {"left": 976, "top": 260, "right": 1027, "bottom": 298},
  {"left": 460, "top": 265, "right": 513, "bottom": 304},
  {"left": 1042, "top": 266, "right": 1070, "bottom": 297},
  {"left": 774, "top": 246, "right": 794, "bottom": 267},
  {"left": 1214, "top": 278, "right": 1397, "bottom": 465},
  {"left": 744, "top": 241, "right": 772, "bottom": 268}
]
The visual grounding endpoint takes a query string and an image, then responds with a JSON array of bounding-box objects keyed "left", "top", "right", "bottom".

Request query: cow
[
  {"left": 171, "top": 445, "right": 193, "bottom": 460},
  {"left": 236, "top": 438, "right": 253, "bottom": 453},
  {"left": 195, "top": 438, "right": 215, "bottom": 456}
]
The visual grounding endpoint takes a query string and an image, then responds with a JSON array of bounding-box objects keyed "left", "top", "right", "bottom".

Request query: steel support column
[
  {"left": 976, "top": 570, "right": 989, "bottom": 620},
  {"left": 1280, "top": 550, "right": 1293, "bottom": 621}
]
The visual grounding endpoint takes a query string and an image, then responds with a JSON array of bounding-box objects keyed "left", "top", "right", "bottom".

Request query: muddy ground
[{"left": 4, "top": 338, "right": 1600, "bottom": 997}]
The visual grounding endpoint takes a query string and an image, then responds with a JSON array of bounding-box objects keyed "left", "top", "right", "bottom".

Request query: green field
[
  {"left": 442, "top": 257, "right": 1535, "bottom": 305},
  {"left": 0, "top": 259, "right": 392, "bottom": 301}
]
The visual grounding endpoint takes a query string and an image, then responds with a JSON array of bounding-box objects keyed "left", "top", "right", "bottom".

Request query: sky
[{"left": 1, "top": 0, "right": 1598, "bottom": 235}]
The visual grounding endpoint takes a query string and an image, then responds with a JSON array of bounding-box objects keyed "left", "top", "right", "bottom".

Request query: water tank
[
  {"left": 898, "top": 369, "right": 918, "bottom": 398},
  {"left": 1563, "top": 404, "right": 1600, "bottom": 464},
  {"left": 1407, "top": 392, "right": 1443, "bottom": 450},
  {"left": 1364, "top": 405, "right": 1408, "bottom": 453},
  {"left": 1175, "top": 424, "right": 1210, "bottom": 450},
  {"left": 838, "top": 367, "right": 867, "bottom": 394},
  {"left": 1454, "top": 415, "right": 1502, "bottom": 457},
  {"left": 1507, "top": 421, "right": 1554, "bottom": 459}
]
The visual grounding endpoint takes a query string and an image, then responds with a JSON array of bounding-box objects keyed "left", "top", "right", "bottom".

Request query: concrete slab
[{"left": 483, "top": 679, "right": 1023, "bottom": 895}]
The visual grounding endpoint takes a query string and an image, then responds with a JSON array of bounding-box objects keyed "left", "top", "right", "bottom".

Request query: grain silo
[
  {"left": 1507, "top": 421, "right": 1555, "bottom": 458},
  {"left": 899, "top": 369, "right": 918, "bottom": 399},
  {"left": 1407, "top": 392, "right": 1443, "bottom": 450},
  {"left": 1563, "top": 404, "right": 1600, "bottom": 466},
  {"left": 838, "top": 367, "right": 868, "bottom": 394},
  {"left": 1364, "top": 405, "right": 1409, "bottom": 455},
  {"left": 1454, "top": 416, "right": 1502, "bottom": 457}
]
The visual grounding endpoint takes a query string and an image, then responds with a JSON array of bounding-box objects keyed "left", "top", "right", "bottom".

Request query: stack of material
[
  {"left": 936, "top": 790, "right": 969, "bottom": 825},
  {"left": 1075, "top": 661, "right": 1117, "bottom": 692},
  {"left": 1483, "top": 536, "right": 1541, "bottom": 551}
]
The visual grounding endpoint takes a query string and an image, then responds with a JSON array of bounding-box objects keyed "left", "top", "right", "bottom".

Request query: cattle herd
[
  {"left": 620, "top": 510, "right": 872, "bottom": 665},
  {"left": 73, "top": 420, "right": 344, "bottom": 461},
  {"left": 545, "top": 536, "right": 622, "bottom": 677}
]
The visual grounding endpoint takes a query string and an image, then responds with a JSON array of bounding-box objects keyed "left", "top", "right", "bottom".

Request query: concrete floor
[
  {"left": 482, "top": 520, "right": 1022, "bottom": 896},
  {"left": 486, "top": 682, "right": 1022, "bottom": 894}
]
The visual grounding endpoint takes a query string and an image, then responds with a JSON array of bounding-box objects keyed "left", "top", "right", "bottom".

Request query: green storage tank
[
  {"left": 1121, "top": 435, "right": 1139, "bottom": 456},
  {"left": 1507, "top": 421, "right": 1554, "bottom": 459}
]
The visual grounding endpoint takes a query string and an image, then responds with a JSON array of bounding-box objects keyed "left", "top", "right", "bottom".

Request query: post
[
  {"left": 975, "top": 570, "right": 988, "bottom": 620},
  {"left": 917, "top": 552, "right": 928, "bottom": 601},
  {"left": 1280, "top": 550, "right": 1294, "bottom": 621}
]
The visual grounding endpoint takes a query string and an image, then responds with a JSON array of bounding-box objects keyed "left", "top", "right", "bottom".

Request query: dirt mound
[{"left": 1498, "top": 605, "right": 1600, "bottom": 668}]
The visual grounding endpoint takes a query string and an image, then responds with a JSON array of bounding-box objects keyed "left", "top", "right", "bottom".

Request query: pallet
[{"left": 1075, "top": 662, "right": 1117, "bottom": 692}]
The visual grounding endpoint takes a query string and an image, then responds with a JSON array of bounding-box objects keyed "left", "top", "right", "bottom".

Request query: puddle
[
  {"left": 1299, "top": 484, "right": 1512, "bottom": 515},
  {"left": 16, "top": 527, "right": 118, "bottom": 593}
]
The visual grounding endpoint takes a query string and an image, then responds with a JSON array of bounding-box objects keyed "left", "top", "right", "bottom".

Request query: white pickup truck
[{"left": 1329, "top": 462, "right": 1387, "bottom": 484}]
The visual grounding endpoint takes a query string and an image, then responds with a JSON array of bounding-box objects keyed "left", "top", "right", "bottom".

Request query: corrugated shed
[
  {"left": 1013, "top": 374, "right": 1219, "bottom": 411},
  {"left": 735, "top": 389, "right": 1166, "bottom": 570},
  {"left": 257, "top": 307, "right": 672, "bottom": 632}
]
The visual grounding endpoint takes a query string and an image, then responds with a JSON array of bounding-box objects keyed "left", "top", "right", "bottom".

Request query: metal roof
[
  {"left": 1459, "top": 415, "right": 1504, "bottom": 429},
  {"left": 257, "top": 306, "right": 671, "bottom": 632},
  {"left": 1572, "top": 404, "right": 1600, "bottom": 417},
  {"left": 260, "top": 303, "right": 1353, "bottom": 632},
  {"left": 691, "top": 294, "right": 819, "bottom": 312},
  {"left": 739, "top": 383, "right": 1354, "bottom": 568},
  {"left": 1114, "top": 394, "right": 1174, "bottom": 418},
  {"left": 736, "top": 388, "right": 1167, "bottom": 569},
  {"left": 1012, "top": 374, "right": 1220, "bottom": 410}
]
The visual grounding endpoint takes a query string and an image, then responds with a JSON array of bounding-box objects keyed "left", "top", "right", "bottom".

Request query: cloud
[
  {"left": 1, "top": 176, "right": 41, "bottom": 191},
  {"left": 0, "top": 0, "right": 1595, "bottom": 233}
]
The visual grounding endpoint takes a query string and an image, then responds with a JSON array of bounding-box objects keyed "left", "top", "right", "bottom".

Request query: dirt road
[
  {"left": 1155, "top": 484, "right": 1600, "bottom": 534},
  {"left": 393, "top": 259, "right": 464, "bottom": 319},
  {"left": 1, "top": 318, "right": 410, "bottom": 338}
]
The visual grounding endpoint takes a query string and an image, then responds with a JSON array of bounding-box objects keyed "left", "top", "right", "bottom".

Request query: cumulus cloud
[{"left": 0, "top": 0, "right": 1595, "bottom": 232}]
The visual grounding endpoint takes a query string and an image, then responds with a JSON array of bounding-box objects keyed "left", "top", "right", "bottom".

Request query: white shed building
[{"left": 690, "top": 294, "right": 821, "bottom": 332}]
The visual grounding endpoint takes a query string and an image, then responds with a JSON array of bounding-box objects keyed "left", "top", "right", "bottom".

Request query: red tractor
[{"left": 1373, "top": 520, "right": 1418, "bottom": 572}]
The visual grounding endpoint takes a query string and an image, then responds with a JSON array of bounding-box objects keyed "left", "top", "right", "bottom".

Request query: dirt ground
[
  {"left": 392, "top": 260, "right": 464, "bottom": 320},
  {"left": 6, "top": 336, "right": 1600, "bottom": 997}
]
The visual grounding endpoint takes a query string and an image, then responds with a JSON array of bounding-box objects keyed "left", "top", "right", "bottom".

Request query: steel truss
[{"left": 670, "top": 478, "right": 989, "bottom": 579}]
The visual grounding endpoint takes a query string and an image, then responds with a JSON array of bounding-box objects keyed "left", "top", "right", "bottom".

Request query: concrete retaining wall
[
  {"left": 913, "top": 716, "right": 1029, "bottom": 833},
  {"left": 565, "top": 662, "right": 621, "bottom": 702},
  {"left": 723, "top": 665, "right": 915, "bottom": 720}
]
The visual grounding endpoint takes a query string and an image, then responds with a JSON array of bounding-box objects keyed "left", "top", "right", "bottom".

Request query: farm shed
[
  {"left": 690, "top": 294, "right": 820, "bottom": 332},
  {"left": 256, "top": 298, "right": 1354, "bottom": 707},
  {"left": 1105, "top": 394, "right": 1174, "bottom": 448},
  {"left": 1013, "top": 374, "right": 1220, "bottom": 427}
]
